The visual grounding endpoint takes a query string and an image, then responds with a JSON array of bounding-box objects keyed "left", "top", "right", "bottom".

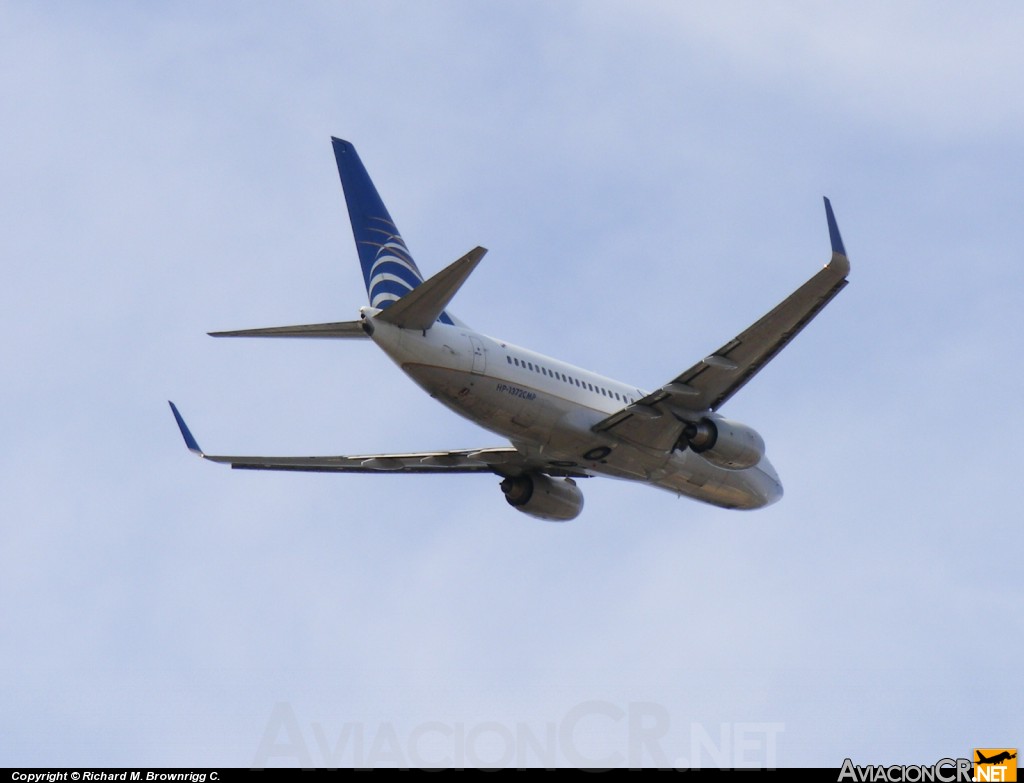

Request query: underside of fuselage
[{"left": 370, "top": 318, "right": 782, "bottom": 510}]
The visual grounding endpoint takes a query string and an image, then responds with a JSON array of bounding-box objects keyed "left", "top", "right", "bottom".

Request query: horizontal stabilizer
[
  {"left": 375, "top": 247, "right": 486, "bottom": 331},
  {"left": 208, "top": 320, "right": 369, "bottom": 339}
]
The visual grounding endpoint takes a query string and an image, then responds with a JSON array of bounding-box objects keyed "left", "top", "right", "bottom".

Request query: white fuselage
[{"left": 362, "top": 308, "right": 783, "bottom": 510}]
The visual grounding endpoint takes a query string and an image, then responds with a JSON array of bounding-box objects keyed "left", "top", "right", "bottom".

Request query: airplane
[
  {"left": 169, "top": 137, "right": 851, "bottom": 521},
  {"left": 976, "top": 751, "right": 1016, "bottom": 765}
]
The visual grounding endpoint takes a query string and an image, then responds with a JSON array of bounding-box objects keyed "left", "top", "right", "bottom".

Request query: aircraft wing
[
  {"left": 169, "top": 402, "right": 587, "bottom": 477},
  {"left": 594, "top": 198, "right": 850, "bottom": 452}
]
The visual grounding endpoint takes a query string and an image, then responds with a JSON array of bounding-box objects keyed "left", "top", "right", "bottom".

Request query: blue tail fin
[{"left": 331, "top": 138, "right": 431, "bottom": 311}]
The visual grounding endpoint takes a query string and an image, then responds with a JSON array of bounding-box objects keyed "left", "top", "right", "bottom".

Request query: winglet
[
  {"left": 168, "top": 401, "right": 204, "bottom": 456},
  {"left": 823, "top": 197, "right": 850, "bottom": 277}
]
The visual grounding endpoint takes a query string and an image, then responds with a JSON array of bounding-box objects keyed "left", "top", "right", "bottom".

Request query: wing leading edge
[
  {"left": 168, "top": 402, "right": 588, "bottom": 478},
  {"left": 594, "top": 198, "right": 850, "bottom": 452}
]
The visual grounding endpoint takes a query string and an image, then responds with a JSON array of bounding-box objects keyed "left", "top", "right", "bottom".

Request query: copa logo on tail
[
  {"left": 362, "top": 216, "right": 422, "bottom": 308},
  {"left": 974, "top": 749, "right": 1017, "bottom": 782}
]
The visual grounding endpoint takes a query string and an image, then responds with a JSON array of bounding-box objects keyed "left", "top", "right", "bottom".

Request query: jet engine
[
  {"left": 677, "top": 417, "right": 765, "bottom": 470},
  {"left": 500, "top": 474, "right": 584, "bottom": 522}
]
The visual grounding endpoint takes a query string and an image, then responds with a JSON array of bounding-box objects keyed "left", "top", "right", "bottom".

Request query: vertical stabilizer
[{"left": 331, "top": 138, "right": 445, "bottom": 316}]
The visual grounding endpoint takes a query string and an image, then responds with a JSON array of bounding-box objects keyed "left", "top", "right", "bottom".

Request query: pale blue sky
[{"left": 1, "top": 1, "right": 1021, "bottom": 767}]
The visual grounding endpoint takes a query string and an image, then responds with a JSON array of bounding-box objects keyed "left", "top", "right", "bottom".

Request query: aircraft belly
[
  {"left": 400, "top": 363, "right": 781, "bottom": 510},
  {"left": 402, "top": 364, "right": 563, "bottom": 443}
]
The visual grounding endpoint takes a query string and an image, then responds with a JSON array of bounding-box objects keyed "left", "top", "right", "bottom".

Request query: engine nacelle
[
  {"left": 500, "top": 474, "right": 584, "bottom": 522},
  {"left": 678, "top": 417, "right": 765, "bottom": 470}
]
